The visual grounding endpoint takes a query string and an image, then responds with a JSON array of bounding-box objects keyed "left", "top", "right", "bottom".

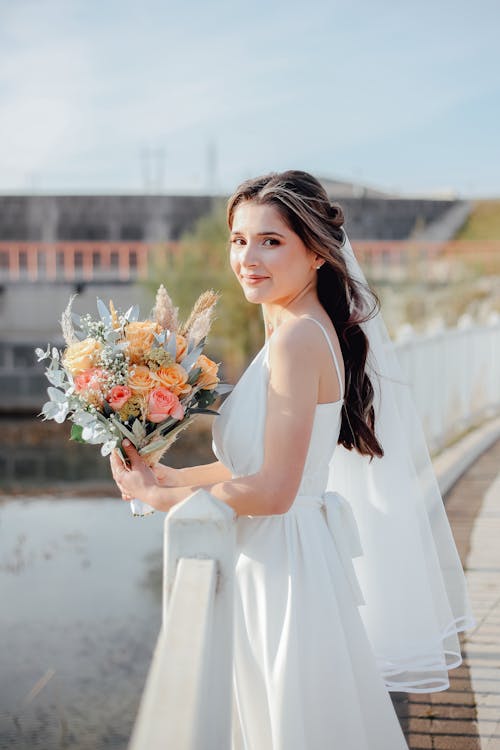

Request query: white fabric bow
[{"left": 321, "top": 490, "right": 365, "bottom": 606}]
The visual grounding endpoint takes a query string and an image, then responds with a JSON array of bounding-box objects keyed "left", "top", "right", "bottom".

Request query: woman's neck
[{"left": 262, "top": 281, "right": 320, "bottom": 339}]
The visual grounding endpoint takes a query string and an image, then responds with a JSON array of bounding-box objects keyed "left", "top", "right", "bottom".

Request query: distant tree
[{"left": 144, "top": 201, "right": 263, "bottom": 378}]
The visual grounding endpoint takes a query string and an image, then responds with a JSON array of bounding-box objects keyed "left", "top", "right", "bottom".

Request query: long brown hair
[{"left": 226, "top": 169, "right": 384, "bottom": 461}]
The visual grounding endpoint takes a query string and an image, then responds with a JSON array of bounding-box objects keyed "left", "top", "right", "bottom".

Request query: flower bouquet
[{"left": 36, "top": 285, "right": 232, "bottom": 516}]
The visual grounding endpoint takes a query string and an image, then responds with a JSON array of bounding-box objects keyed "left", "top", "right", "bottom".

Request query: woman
[{"left": 110, "top": 170, "right": 475, "bottom": 749}]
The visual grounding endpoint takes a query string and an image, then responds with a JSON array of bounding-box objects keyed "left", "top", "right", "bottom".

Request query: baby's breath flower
[
  {"left": 97, "top": 347, "right": 128, "bottom": 384},
  {"left": 80, "top": 314, "right": 106, "bottom": 342}
]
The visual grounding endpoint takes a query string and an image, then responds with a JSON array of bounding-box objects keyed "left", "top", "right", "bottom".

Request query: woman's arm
[
  {"left": 112, "top": 319, "right": 320, "bottom": 517},
  {"left": 160, "top": 460, "right": 233, "bottom": 488}
]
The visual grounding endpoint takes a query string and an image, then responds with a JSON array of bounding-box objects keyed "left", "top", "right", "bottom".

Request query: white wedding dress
[{"left": 212, "top": 316, "right": 410, "bottom": 750}]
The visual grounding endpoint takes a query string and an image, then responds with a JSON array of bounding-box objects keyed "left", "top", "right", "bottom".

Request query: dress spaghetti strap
[{"left": 301, "top": 316, "right": 345, "bottom": 401}]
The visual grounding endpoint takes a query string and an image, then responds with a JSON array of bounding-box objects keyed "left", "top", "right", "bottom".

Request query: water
[{"left": 0, "top": 496, "right": 167, "bottom": 750}]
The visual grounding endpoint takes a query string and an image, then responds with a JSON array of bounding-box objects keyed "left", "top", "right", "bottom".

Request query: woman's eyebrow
[{"left": 230, "top": 230, "right": 286, "bottom": 238}]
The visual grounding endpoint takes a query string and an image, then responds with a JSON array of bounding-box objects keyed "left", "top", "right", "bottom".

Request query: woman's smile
[{"left": 241, "top": 274, "right": 269, "bottom": 285}]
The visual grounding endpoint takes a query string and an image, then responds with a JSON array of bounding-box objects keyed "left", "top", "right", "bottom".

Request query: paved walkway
[{"left": 392, "top": 436, "right": 500, "bottom": 749}]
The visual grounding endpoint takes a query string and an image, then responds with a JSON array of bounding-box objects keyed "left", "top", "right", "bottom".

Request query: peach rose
[
  {"left": 73, "top": 367, "right": 107, "bottom": 407},
  {"left": 107, "top": 385, "right": 132, "bottom": 411},
  {"left": 128, "top": 365, "right": 156, "bottom": 393},
  {"left": 174, "top": 334, "right": 188, "bottom": 363},
  {"left": 124, "top": 321, "right": 162, "bottom": 365},
  {"left": 194, "top": 354, "right": 220, "bottom": 390},
  {"left": 63, "top": 339, "right": 102, "bottom": 376},
  {"left": 146, "top": 387, "right": 184, "bottom": 423},
  {"left": 154, "top": 363, "right": 192, "bottom": 396}
]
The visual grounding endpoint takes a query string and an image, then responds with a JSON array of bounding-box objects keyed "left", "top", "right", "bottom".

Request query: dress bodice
[{"left": 211, "top": 317, "right": 344, "bottom": 498}]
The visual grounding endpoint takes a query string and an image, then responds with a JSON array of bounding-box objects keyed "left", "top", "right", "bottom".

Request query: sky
[{"left": 0, "top": 0, "right": 499, "bottom": 198}]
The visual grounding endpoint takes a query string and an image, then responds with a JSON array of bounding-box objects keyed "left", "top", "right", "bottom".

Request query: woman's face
[{"left": 229, "top": 201, "right": 318, "bottom": 306}]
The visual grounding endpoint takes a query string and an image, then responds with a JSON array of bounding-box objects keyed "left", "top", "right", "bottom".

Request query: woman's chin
[{"left": 242, "top": 287, "right": 267, "bottom": 302}]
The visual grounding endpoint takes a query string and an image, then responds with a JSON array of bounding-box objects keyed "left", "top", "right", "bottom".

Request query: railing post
[{"left": 128, "top": 488, "right": 236, "bottom": 750}]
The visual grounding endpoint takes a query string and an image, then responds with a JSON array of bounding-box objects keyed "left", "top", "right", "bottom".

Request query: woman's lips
[{"left": 242, "top": 275, "right": 269, "bottom": 285}]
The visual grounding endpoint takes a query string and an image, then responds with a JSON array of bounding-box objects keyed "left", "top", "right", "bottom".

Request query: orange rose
[
  {"left": 194, "top": 354, "right": 220, "bottom": 390},
  {"left": 107, "top": 385, "right": 132, "bottom": 411},
  {"left": 63, "top": 338, "right": 102, "bottom": 376},
  {"left": 154, "top": 363, "right": 192, "bottom": 396},
  {"left": 124, "top": 321, "right": 161, "bottom": 365},
  {"left": 128, "top": 365, "right": 156, "bottom": 393},
  {"left": 146, "top": 387, "right": 184, "bottom": 423}
]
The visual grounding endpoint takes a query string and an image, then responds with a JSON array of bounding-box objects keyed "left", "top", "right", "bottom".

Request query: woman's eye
[{"left": 231, "top": 237, "right": 279, "bottom": 246}]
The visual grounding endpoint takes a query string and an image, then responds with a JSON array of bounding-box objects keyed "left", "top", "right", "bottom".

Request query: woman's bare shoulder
[{"left": 268, "top": 314, "right": 334, "bottom": 356}]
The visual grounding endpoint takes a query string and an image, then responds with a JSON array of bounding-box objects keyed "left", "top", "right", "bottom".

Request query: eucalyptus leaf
[
  {"left": 187, "top": 335, "right": 206, "bottom": 354},
  {"left": 47, "top": 386, "right": 67, "bottom": 403},
  {"left": 72, "top": 411, "right": 97, "bottom": 426},
  {"left": 139, "top": 439, "right": 167, "bottom": 455},
  {"left": 35, "top": 345, "right": 51, "bottom": 362},
  {"left": 111, "top": 418, "right": 140, "bottom": 447},
  {"left": 96, "top": 298, "right": 112, "bottom": 326},
  {"left": 104, "top": 330, "right": 120, "bottom": 344},
  {"left": 180, "top": 342, "right": 204, "bottom": 371},
  {"left": 46, "top": 368, "right": 66, "bottom": 387},
  {"left": 165, "top": 332, "right": 177, "bottom": 359},
  {"left": 53, "top": 403, "right": 70, "bottom": 424},
  {"left": 41, "top": 401, "right": 60, "bottom": 419},
  {"left": 132, "top": 419, "right": 146, "bottom": 440},
  {"left": 153, "top": 331, "right": 166, "bottom": 345},
  {"left": 124, "top": 304, "right": 140, "bottom": 322},
  {"left": 101, "top": 439, "right": 117, "bottom": 456}
]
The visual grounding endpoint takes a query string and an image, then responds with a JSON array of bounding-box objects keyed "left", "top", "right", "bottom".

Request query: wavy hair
[{"left": 226, "top": 169, "right": 384, "bottom": 460}]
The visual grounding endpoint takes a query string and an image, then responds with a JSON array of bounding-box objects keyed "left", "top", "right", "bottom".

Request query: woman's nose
[{"left": 239, "top": 241, "right": 259, "bottom": 267}]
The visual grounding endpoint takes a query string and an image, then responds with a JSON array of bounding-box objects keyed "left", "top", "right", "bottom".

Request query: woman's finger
[
  {"left": 122, "top": 439, "right": 141, "bottom": 468},
  {"left": 109, "top": 453, "right": 121, "bottom": 481}
]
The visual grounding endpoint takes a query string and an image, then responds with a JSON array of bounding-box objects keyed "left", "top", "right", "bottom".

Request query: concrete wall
[
  {"left": 0, "top": 194, "right": 460, "bottom": 242},
  {"left": 0, "top": 194, "right": 216, "bottom": 243},
  {"left": 0, "top": 281, "right": 150, "bottom": 341}
]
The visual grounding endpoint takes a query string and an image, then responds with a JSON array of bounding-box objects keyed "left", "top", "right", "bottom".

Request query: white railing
[
  {"left": 128, "top": 489, "right": 236, "bottom": 750},
  {"left": 394, "top": 313, "right": 500, "bottom": 454},
  {"left": 127, "top": 316, "right": 500, "bottom": 748}
]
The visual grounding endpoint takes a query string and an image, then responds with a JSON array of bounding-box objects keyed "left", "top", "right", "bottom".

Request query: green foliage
[
  {"left": 70, "top": 423, "right": 86, "bottom": 443},
  {"left": 144, "top": 201, "right": 263, "bottom": 376}
]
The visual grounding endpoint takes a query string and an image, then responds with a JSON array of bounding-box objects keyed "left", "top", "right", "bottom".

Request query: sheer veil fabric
[{"left": 327, "top": 229, "right": 477, "bottom": 693}]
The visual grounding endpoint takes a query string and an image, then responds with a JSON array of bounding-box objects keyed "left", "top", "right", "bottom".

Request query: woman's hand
[
  {"left": 109, "top": 439, "right": 159, "bottom": 507},
  {"left": 151, "top": 463, "right": 180, "bottom": 487}
]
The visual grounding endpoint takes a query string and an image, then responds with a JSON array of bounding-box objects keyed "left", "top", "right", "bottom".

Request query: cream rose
[{"left": 63, "top": 339, "right": 102, "bottom": 376}]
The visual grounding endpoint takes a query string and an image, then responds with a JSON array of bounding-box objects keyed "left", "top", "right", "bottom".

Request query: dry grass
[{"left": 456, "top": 199, "right": 500, "bottom": 240}]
